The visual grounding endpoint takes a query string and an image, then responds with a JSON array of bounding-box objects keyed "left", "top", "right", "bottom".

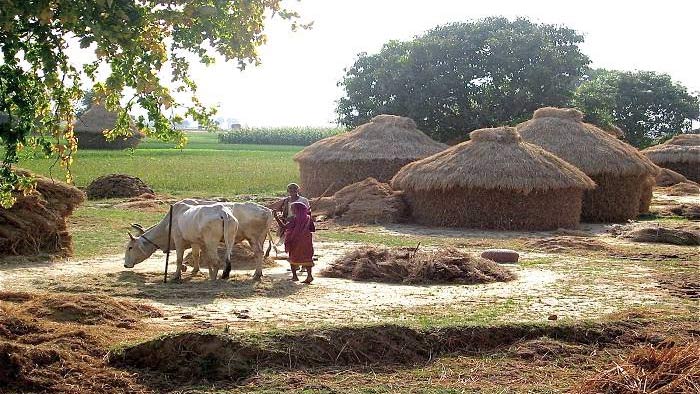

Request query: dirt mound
[
  {"left": 0, "top": 292, "right": 154, "bottom": 393},
  {"left": 662, "top": 181, "right": 700, "bottom": 196},
  {"left": 574, "top": 342, "right": 700, "bottom": 394},
  {"left": 620, "top": 225, "right": 700, "bottom": 246},
  {"left": 312, "top": 178, "right": 407, "bottom": 224},
  {"left": 655, "top": 168, "right": 689, "bottom": 187},
  {"left": 0, "top": 169, "right": 85, "bottom": 257},
  {"left": 183, "top": 242, "right": 276, "bottom": 270},
  {"left": 86, "top": 174, "right": 154, "bottom": 199},
  {"left": 527, "top": 236, "right": 609, "bottom": 253},
  {"left": 320, "top": 246, "right": 515, "bottom": 284},
  {"left": 1, "top": 291, "right": 161, "bottom": 326},
  {"left": 110, "top": 319, "right": 652, "bottom": 384}
]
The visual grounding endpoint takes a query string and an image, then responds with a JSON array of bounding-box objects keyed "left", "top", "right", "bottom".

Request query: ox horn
[
  {"left": 130, "top": 223, "right": 145, "bottom": 235},
  {"left": 128, "top": 232, "right": 135, "bottom": 241}
]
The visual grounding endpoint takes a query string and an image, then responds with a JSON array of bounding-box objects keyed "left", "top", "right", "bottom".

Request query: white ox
[{"left": 124, "top": 199, "right": 274, "bottom": 281}]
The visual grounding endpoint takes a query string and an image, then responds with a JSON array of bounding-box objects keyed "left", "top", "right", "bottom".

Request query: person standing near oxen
[
  {"left": 270, "top": 183, "right": 310, "bottom": 223},
  {"left": 282, "top": 201, "right": 316, "bottom": 283}
]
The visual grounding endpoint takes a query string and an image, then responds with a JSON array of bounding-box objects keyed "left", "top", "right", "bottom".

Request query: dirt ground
[{"left": 1, "top": 190, "right": 698, "bottom": 393}]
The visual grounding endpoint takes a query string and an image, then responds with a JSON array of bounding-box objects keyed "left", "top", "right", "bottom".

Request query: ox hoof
[
  {"left": 252, "top": 274, "right": 262, "bottom": 282},
  {"left": 220, "top": 273, "right": 230, "bottom": 280}
]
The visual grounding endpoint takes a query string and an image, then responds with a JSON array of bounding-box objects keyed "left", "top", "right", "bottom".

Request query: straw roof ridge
[
  {"left": 74, "top": 104, "right": 140, "bottom": 136},
  {"left": 391, "top": 126, "right": 595, "bottom": 193},
  {"left": 517, "top": 107, "right": 658, "bottom": 177},
  {"left": 642, "top": 133, "right": 700, "bottom": 164},
  {"left": 293, "top": 114, "right": 447, "bottom": 163}
]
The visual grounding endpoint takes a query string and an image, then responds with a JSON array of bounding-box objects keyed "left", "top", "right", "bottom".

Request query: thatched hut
[
  {"left": 517, "top": 107, "right": 658, "bottom": 223},
  {"left": 642, "top": 134, "right": 700, "bottom": 182},
  {"left": 293, "top": 115, "right": 447, "bottom": 197},
  {"left": 73, "top": 104, "right": 144, "bottom": 149},
  {"left": 391, "top": 127, "right": 595, "bottom": 230}
]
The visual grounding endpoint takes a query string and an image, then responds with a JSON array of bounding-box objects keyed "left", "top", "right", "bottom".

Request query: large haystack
[
  {"left": 642, "top": 134, "right": 700, "bottom": 182},
  {"left": 517, "top": 107, "right": 659, "bottom": 222},
  {"left": 73, "top": 104, "right": 144, "bottom": 149},
  {"left": 86, "top": 174, "right": 153, "bottom": 199},
  {"left": 0, "top": 170, "right": 85, "bottom": 257},
  {"left": 312, "top": 178, "right": 407, "bottom": 224},
  {"left": 391, "top": 127, "right": 595, "bottom": 230},
  {"left": 293, "top": 115, "right": 447, "bottom": 197}
]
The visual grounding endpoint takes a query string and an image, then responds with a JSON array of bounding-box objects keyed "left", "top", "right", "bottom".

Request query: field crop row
[{"left": 218, "top": 126, "right": 346, "bottom": 146}]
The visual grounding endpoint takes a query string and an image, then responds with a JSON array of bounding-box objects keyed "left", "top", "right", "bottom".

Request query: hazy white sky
[{"left": 181, "top": 0, "right": 700, "bottom": 126}]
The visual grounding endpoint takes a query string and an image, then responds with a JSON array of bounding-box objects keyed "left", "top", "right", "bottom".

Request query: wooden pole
[{"left": 163, "top": 204, "right": 173, "bottom": 283}]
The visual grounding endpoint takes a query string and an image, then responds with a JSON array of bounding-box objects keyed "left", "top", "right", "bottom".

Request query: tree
[
  {"left": 0, "top": 1, "right": 304, "bottom": 207},
  {"left": 573, "top": 70, "right": 700, "bottom": 148},
  {"left": 336, "top": 17, "right": 590, "bottom": 142}
]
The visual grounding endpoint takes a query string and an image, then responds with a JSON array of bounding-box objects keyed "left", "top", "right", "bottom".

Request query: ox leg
[
  {"left": 173, "top": 244, "right": 185, "bottom": 281},
  {"left": 252, "top": 237, "right": 264, "bottom": 281},
  {"left": 221, "top": 249, "right": 232, "bottom": 280},
  {"left": 191, "top": 245, "right": 201, "bottom": 276},
  {"left": 205, "top": 246, "right": 218, "bottom": 281}
]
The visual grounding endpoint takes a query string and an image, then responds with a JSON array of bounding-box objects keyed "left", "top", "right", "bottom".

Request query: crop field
[{"left": 18, "top": 133, "right": 301, "bottom": 198}]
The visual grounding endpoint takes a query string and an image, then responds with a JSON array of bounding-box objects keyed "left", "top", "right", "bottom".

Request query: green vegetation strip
[{"left": 218, "top": 127, "right": 346, "bottom": 146}]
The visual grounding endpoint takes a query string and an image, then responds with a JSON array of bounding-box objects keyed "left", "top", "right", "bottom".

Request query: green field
[{"left": 18, "top": 132, "right": 301, "bottom": 198}]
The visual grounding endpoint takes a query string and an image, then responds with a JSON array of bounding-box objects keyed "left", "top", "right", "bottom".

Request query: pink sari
[{"left": 284, "top": 202, "right": 315, "bottom": 266}]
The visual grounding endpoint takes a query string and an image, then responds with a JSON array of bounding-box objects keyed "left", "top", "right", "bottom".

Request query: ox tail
[{"left": 222, "top": 214, "right": 238, "bottom": 266}]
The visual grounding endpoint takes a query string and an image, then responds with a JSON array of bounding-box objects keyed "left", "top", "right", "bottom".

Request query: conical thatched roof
[
  {"left": 642, "top": 134, "right": 700, "bottom": 163},
  {"left": 294, "top": 115, "right": 446, "bottom": 163},
  {"left": 516, "top": 107, "right": 658, "bottom": 177},
  {"left": 74, "top": 104, "right": 139, "bottom": 135},
  {"left": 391, "top": 127, "right": 595, "bottom": 193}
]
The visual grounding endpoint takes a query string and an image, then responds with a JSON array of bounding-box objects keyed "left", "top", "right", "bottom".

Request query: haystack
[
  {"left": 638, "top": 175, "right": 655, "bottom": 214},
  {"left": 293, "top": 115, "right": 447, "bottom": 197},
  {"left": 655, "top": 168, "right": 689, "bottom": 187},
  {"left": 311, "top": 178, "right": 407, "bottom": 224},
  {"left": 321, "top": 246, "right": 515, "bottom": 284},
  {"left": 517, "top": 107, "right": 659, "bottom": 222},
  {"left": 86, "top": 174, "right": 153, "bottom": 199},
  {"left": 73, "top": 104, "right": 144, "bottom": 149},
  {"left": 391, "top": 127, "right": 595, "bottom": 230},
  {"left": 642, "top": 134, "right": 700, "bottom": 182},
  {"left": 0, "top": 170, "right": 85, "bottom": 257}
]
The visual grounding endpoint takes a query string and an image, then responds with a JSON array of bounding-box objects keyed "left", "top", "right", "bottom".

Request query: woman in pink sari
[{"left": 284, "top": 201, "right": 315, "bottom": 283}]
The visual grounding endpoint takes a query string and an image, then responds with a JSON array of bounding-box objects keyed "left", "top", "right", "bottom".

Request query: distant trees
[
  {"left": 573, "top": 70, "right": 700, "bottom": 148},
  {"left": 337, "top": 17, "right": 591, "bottom": 142}
]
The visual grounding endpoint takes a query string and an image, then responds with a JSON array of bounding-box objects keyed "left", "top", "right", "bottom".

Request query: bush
[{"left": 218, "top": 127, "right": 346, "bottom": 146}]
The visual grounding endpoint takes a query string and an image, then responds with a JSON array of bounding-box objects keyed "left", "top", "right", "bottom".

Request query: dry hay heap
[
  {"left": 663, "top": 181, "right": 700, "bottom": 196},
  {"left": 0, "top": 291, "right": 159, "bottom": 393},
  {"left": 0, "top": 170, "right": 85, "bottom": 257},
  {"left": 311, "top": 177, "right": 407, "bottom": 224},
  {"left": 183, "top": 242, "right": 275, "bottom": 270},
  {"left": 642, "top": 134, "right": 700, "bottom": 182},
  {"left": 391, "top": 127, "right": 595, "bottom": 230},
  {"left": 293, "top": 114, "right": 447, "bottom": 197},
  {"left": 321, "top": 246, "right": 515, "bottom": 285},
  {"left": 574, "top": 342, "right": 700, "bottom": 394},
  {"left": 73, "top": 103, "right": 144, "bottom": 149},
  {"left": 86, "top": 173, "right": 154, "bottom": 199},
  {"left": 517, "top": 107, "right": 659, "bottom": 223},
  {"left": 638, "top": 175, "right": 655, "bottom": 214},
  {"left": 655, "top": 168, "right": 689, "bottom": 187},
  {"left": 614, "top": 223, "right": 700, "bottom": 246}
]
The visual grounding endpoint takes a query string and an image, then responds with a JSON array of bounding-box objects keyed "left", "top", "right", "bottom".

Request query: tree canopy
[
  {"left": 0, "top": 0, "right": 303, "bottom": 207},
  {"left": 336, "top": 17, "right": 590, "bottom": 142},
  {"left": 572, "top": 70, "right": 700, "bottom": 148}
]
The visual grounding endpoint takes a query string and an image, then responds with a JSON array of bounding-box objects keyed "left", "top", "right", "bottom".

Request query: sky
[{"left": 156, "top": 0, "right": 700, "bottom": 126}]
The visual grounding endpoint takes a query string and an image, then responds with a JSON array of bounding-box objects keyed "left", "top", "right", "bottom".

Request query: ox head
[{"left": 123, "top": 224, "right": 155, "bottom": 268}]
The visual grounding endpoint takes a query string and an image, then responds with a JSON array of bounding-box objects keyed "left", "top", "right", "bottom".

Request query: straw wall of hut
[
  {"left": 391, "top": 127, "right": 595, "bottom": 230},
  {"left": 642, "top": 134, "right": 700, "bottom": 182},
  {"left": 73, "top": 104, "right": 144, "bottom": 149},
  {"left": 517, "top": 107, "right": 658, "bottom": 223},
  {"left": 294, "top": 115, "right": 447, "bottom": 197}
]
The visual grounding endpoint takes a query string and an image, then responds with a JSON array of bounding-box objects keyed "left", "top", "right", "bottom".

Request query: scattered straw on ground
[
  {"left": 0, "top": 169, "right": 85, "bottom": 257},
  {"left": 527, "top": 236, "right": 609, "bottom": 253},
  {"left": 574, "top": 342, "right": 700, "bottom": 394},
  {"left": 312, "top": 178, "right": 407, "bottom": 224},
  {"left": 655, "top": 168, "right": 689, "bottom": 187},
  {"left": 617, "top": 225, "right": 700, "bottom": 246},
  {"left": 661, "top": 181, "right": 700, "bottom": 196},
  {"left": 86, "top": 174, "right": 154, "bottom": 199},
  {"left": 183, "top": 242, "right": 276, "bottom": 270},
  {"left": 320, "top": 246, "right": 515, "bottom": 284}
]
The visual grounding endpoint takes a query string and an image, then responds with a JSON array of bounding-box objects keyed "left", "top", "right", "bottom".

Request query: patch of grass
[
  {"left": 69, "top": 206, "right": 165, "bottom": 259},
  {"left": 18, "top": 132, "right": 301, "bottom": 198}
]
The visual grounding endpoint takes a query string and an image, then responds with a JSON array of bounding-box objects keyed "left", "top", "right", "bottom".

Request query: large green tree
[
  {"left": 0, "top": 0, "right": 304, "bottom": 207},
  {"left": 572, "top": 70, "right": 700, "bottom": 148},
  {"left": 336, "top": 17, "right": 590, "bottom": 142}
]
